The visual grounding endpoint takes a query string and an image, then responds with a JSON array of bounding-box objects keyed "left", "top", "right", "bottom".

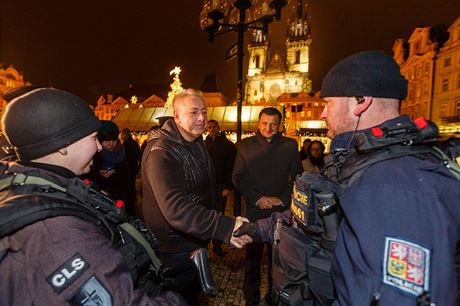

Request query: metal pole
[{"left": 233, "top": 5, "right": 246, "bottom": 217}]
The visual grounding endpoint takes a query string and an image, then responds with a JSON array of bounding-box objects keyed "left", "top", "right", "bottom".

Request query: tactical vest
[
  {"left": 0, "top": 164, "right": 164, "bottom": 297},
  {"left": 271, "top": 118, "right": 460, "bottom": 306}
]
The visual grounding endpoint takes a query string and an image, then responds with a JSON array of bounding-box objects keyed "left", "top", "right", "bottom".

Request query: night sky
[{"left": 1, "top": 0, "right": 458, "bottom": 104}]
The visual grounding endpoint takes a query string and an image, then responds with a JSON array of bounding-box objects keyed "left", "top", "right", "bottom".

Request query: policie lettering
[
  {"left": 291, "top": 184, "right": 309, "bottom": 222},
  {"left": 47, "top": 253, "right": 90, "bottom": 293}
]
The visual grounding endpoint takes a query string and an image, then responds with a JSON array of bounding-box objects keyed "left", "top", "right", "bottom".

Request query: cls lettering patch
[
  {"left": 383, "top": 237, "right": 430, "bottom": 296},
  {"left": 68, "top": 276, "right": 112, "bottom": 306},
  {"left": 46, "top": 253, "right": 90, "bottom": 293}
]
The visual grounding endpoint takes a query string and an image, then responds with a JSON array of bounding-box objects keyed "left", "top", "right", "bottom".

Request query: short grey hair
[{"left": 172, "top": 88, "right": 205, "bottom": 111}]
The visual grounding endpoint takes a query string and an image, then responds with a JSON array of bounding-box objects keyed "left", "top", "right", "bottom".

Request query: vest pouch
[
  {"left": 307, "top": 250, "right": 335, "bottom": 304},
  {"left": 273, "top": 224, "right": 329, "bottom": 305}
]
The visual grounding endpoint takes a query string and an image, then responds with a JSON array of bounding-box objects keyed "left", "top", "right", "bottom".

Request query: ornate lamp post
[{"left": 200, "top": 0, "right": 287, "bottom": 215}]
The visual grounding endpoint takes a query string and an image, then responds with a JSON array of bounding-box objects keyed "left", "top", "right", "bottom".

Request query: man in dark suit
[
  {"left": 205, "top": 119, "right": 236, "bottom": 256},
  {"left": 233, "top": 108, "right": 303, "bottom": 306}
]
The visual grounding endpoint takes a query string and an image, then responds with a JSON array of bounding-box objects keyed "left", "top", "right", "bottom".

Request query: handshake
[{"left": 229, "top": 217, "right": 263, "bottom": 248}]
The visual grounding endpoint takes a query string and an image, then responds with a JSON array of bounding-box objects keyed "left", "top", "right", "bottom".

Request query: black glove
[{"left": 233, "top": 222, "right": 262, "bottom": 242}]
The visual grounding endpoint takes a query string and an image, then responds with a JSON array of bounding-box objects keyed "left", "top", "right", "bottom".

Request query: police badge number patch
[
  {"left": 383, "top": 237, "right": 430, "bottom": 296},
  {"left": 68, "top": 276, "right": 112, "bottom": 306}
]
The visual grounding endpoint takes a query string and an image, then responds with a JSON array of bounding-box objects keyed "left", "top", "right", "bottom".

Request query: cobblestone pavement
[
  {"left": 199, "top": 243, "right": 270, "bottom": 306},
  {"left": 199, "top": 193, "right": 270, "bottom": 306}
]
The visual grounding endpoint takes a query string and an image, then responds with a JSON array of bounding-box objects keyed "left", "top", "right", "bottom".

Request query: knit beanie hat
[
  {"left": 320, "top": 51, "right": 408, "bottom": 99},
  {"left": 97, "top": 120, "right": 120, "bottom": 142},
  {"left": 2, "top": 88, "right": 101, "bottom": 161}
]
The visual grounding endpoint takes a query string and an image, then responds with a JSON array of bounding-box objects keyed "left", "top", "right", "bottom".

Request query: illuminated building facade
[
  {"left": 393, "top": 16, "right": 460, "bottom": 134},
  {"left": 0, "top": 65, "right": 30, "bottom": 122},
  {"left": 433, "top": 16, "right": 460, "bottom": 134},
  {"left": 245, "top": 0, "right": 312, "bottom": 105}
]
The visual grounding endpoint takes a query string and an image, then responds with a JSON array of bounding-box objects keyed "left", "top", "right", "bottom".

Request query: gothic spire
[{"left": 287, "top": 0, "right": 311, "bottom": 41}]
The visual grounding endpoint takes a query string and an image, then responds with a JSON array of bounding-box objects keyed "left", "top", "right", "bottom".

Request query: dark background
[{"left": 1, "top": 0, "right": 458, "bottom": 103}]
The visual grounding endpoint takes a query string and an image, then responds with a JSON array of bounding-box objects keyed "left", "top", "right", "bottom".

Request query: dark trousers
[{"left": 244, "top": 241, "right": 273, "bottom": 306}]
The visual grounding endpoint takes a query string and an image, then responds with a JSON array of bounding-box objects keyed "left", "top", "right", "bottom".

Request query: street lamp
[
  {"left": 200, "top": 0, "right": 287, "bottom": 215},
  {"left": 200, "top": 0, "right": 287, "bottom": 143}
]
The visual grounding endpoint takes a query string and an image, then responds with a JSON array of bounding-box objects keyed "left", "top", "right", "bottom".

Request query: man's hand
[
  {"left": 256, "top": 196, "right": 283, "bottom": 209},
  {"left": 99, "top": 169, "right": 115, "bottom": 178},
  {"left": 230, "top": 216, "right": 253, "bottom": 248},
  {"left": 267, "top": 196, "right": 283, "bottom": 206},
  {"left": 233, "top": 222, "right": 263, "bottom": 243},
  {"left": 221, "top": 188, "right": 230, "bottom": 197}
]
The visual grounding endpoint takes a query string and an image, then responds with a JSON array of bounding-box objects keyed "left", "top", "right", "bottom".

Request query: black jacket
[
  {"left": 232, "top": 132, "right": 303, "bottom": 221},
  {"left": 205, "top": 132, "right": 236, "bottom": 190},
  {"left": 141, "top": 120, "right": 236, "bottom": 253}
]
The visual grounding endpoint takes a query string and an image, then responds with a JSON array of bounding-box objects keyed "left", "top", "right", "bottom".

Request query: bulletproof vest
[
  {"left": 271, "top": 118, "right": 460, "bottom": 306},
  {"left": 0, "top": 164, "right": 163, "bottom": 296}
]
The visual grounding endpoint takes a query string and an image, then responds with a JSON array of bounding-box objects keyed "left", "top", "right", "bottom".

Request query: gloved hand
[{"left": 233, "top": 222, "right": 262, "bottom": 243}]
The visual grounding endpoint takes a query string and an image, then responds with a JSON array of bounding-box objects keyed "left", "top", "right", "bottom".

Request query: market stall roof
[
  {"left": 112, "top": 106, "right": 284, "bottom": 132},
  {"left": 298, "top": 120, "right": 328, "bottom": 136}
]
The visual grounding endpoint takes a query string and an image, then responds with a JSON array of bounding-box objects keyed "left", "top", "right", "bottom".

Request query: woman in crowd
[{"left": 301, "top": 140, "right": 325, "bottom": 173}]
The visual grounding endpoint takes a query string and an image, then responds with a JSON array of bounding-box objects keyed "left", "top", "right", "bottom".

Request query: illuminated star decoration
[{"left": 165, "top": 66, "right": 184, "bottom": 107}]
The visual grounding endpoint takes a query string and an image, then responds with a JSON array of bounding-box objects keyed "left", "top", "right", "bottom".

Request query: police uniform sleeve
[
  {"left": 332, "top": 159, "right": 460, "bottom": 306},
  {"left": 18, "top": 216, "right": 185, "bottom": 306}
]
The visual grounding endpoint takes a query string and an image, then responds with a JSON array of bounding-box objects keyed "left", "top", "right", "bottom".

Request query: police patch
[
  {"left": 383, "top": 237, "right": 430, "bottom": 296},
  {"left": 68, "top": 276, "right": 112, "bottom": 306},
  {"left": 47, "top": 253, "right": 90, "bottom": 293}
]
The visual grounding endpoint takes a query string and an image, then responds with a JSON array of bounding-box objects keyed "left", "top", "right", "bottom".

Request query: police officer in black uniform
[
  {"left": 235, "top": 51, "right": 460, "bottom": 306},
  {"left": 0, "top": 88, "right": 185, "bottom": 305}
]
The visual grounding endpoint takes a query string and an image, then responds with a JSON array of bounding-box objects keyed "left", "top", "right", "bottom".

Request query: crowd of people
[{"left": 0, "top": 50, "right": 459, "bottom": 306}]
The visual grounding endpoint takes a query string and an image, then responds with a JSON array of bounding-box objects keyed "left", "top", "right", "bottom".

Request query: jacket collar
[
  {"left": 255, "top": 131, "right": 282, "bottom": 143},
  {"left": 330, "top": 115, "right": 412, "bottom": 152},
  {"left": 150, "top": 119, "right": 204, "bottom": 147}
]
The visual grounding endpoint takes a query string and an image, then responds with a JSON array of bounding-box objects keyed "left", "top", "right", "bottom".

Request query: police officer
[
  {"left": 236, "top": 51, "right": 460, "bottom": 305},
  {"left": 0, "top": 88, "right": 185, "bottom": 305}
]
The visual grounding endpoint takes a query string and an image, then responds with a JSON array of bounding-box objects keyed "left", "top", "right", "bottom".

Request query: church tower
[
  {"left": 247, "top": 30, "right": 269, "bottom": 77},
  {"left": 245, "top": 30, "right": 269, "bottom": 104},
  {"left": 245, "top": 0, "right": 312, "bottom": 105},
  {"left": 286, "top": 0, "right": 312, "bottom": 92}
]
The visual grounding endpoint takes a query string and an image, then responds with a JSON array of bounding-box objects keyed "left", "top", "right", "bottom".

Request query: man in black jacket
[
  {"left": 141, "top": 88, "right": 252, "bottom": 305},
  {"left": 233, "top": 107, "right": 303, "bottom": 306},
  {"left": 205, "top": 119, "right": 236, "bottom": 256}
]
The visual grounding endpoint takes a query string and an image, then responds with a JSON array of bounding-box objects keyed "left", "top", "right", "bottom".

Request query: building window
[
  {"left": 255, "top": 55, "right": 260, "bottom": 68},
  {"left": 442, "top": 78, "right": 449, "bottom": 92},
  {"left": 416, "top": 85, "right": 421, "bottom": 98},
  {"left": 295, "top": 50, "right": 301, "bottom": 64},
  {"left": 254, "top": 90, "right": 258, "bottom": 96},
  {"left": 456, "top": 101, "right": 460, "bottom": 116},
  {"left": 439, "top": 102, "right": 448, "bottom": 117},
  {"left": 444, "top": 57, "right": 452, "bottom": 67},
  {"left": 424, "top": 63, "right": 430, "bottom": 73},
  {"left": 414, "top": 42, "right": 420, "bottom": 54},
  {"left": 423, "top": 82, "right": 429, "bottom": 96},
  {"left": 307, "top": 111, "right": 312, "bottom": 117}
]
